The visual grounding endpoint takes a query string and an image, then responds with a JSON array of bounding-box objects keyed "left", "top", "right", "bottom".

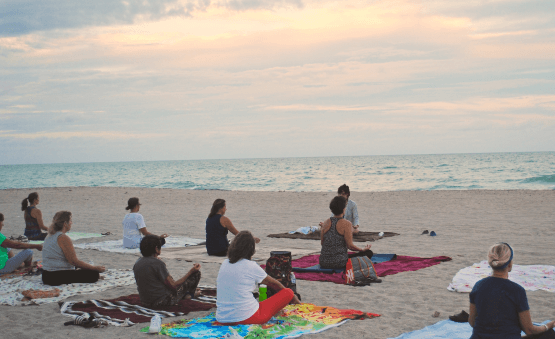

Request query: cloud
[
  {"left": 0, "top": 131, "right": 167, "bottom": 140},
  {"left": 0, "top": 0, "right": 306, "bottom": 37}
]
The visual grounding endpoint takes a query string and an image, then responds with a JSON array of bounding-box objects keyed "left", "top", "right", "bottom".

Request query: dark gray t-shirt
[{"left": 133, "top": 256, "right": 172, "bottom": 306}]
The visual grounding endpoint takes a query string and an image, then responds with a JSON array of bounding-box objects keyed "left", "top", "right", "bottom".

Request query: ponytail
[
  {"left": 21, "top": 192, "right": 38, "bottom": 211},
  {"left": 48, "top": 211, "right": 72, "bottom": 235}
]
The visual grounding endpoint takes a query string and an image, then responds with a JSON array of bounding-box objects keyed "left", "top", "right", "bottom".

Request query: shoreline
[{"left": 0, "top": 187, "right": 554, "bottom": 338}]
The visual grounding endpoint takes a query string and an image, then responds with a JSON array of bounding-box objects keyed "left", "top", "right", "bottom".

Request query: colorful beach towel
[
  {"left": 27, "top": 232, "right": 105, "bottom": 244},
  {"left": 141, "top": 303, "right": 380, "bottom": 338},
  {"left": 292, "top": 254, "right": 397, "bottom": 274},
  {"left": 73, "top": 237, "right": 206, "bottom": 254},
  {"left": 268, "top": 231, "right": 399, "bottom": 242},
  {"left": 448, "top": 260, "right": 555, "bottom": 293},
  {"left": 276, "top": 255, "right": 451, "bottom": 285},
  {"left": 388, "top": 319, "right": 552, "bottom": 339},
  {"left": 60, "top": 286, "right": 217, "bottom": 326},
  {"left": 0, "top": 269, "right": 135, "bottom": 306}
]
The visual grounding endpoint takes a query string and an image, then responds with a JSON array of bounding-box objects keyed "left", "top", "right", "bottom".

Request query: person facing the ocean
[
  {"left": 123, "top": 197, "right": 168, "bottom": 249},
  {"left": 469, "top": 243, "right": 555, "bottom": 338},
  {"left": 205, "top": 199, "right": 260, "bottom": 256},
  {"left": 42, "top": 211, "right": 106, "bottom": 286},
  {"left": 216, "top": 231, "right": 300, "bottom": 324},
  {"left": 21, "top": 192, "right": 48, "bottom": 240},
  {"left": 319, "top": 196, "right": 377, "bottom": 274},
  {"left": 133, "top": 235, "right": 202, "bottom": 307},
  {"left": 0, "top": 213, "right": 43, "bottom": 274}
]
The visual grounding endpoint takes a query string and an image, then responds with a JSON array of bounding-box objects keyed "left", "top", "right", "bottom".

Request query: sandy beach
[{"left": 1, "top": 187, "right": 554, "bottom": 338}]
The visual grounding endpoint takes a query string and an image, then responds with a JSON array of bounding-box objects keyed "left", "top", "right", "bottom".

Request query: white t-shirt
[
  {"left": 216, "top": 258, "right": 268, "bottom": 323},
  {"left": 122, "top": 213, "right": 147, "bottom": 248}
]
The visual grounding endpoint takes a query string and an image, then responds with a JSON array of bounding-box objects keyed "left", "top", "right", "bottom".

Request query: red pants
[{"left": 237, "top": 288, "right": 295, "bottom": 325}]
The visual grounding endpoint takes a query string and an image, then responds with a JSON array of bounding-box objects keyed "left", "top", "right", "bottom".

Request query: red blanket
[{"left": 267, "top": 255, "right": 452, "bottom": 285}]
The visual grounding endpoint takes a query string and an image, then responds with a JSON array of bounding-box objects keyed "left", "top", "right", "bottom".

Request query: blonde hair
[
  {"left": 487, "top": 243, "right": 512, "bottom": 270},
  {"left": 48, "top": 211, "right": 72, "bottom": 235}
]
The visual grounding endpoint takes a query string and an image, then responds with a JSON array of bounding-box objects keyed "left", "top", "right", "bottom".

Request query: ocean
[{"left": 1, "top": 152, "right": 554, "bottom": 192}]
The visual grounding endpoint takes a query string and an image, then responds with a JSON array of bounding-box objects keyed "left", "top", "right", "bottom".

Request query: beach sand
[{"left": 1, "top": 187, "right": 554, "bottom": 338}]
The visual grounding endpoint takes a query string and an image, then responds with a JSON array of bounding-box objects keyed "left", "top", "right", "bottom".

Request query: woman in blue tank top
[{"left": 205, "top": 199, "right": 260, "bottom": 256}]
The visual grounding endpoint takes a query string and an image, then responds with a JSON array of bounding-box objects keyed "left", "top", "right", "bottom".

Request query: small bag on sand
[
  {"left": 345, "top": 256, "right": 379, "bottom": 286},
  {"left": 265, "top": 251, "right": 301, "bottom": 300}
]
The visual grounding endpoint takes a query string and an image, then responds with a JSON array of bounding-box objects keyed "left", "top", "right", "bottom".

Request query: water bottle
[
  {"left": 259, "top": 284, "right": 267, "bottom": 301},
  {"left": 290, "top": 273, "right": 297, "bottom": 293},
  {"left": 149, "top": 314, "right": 161, "bottom": 333}
]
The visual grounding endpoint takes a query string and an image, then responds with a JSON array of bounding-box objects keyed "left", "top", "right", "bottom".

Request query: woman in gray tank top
[
  {"left": 42, "top": 211, "right": 106, "bottom": 286},
  {"left": 319, "top": 196, "right": 373, "bottom": 269}
]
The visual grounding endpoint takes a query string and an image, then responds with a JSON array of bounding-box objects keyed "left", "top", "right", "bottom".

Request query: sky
[{"left": 1, "top": 0, "right": 554, "bottom": 165}]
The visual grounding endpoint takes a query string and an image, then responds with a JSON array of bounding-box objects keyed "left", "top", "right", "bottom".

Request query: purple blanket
[{"left": 285, "top": 255, "right": 452, "bottom": 284}]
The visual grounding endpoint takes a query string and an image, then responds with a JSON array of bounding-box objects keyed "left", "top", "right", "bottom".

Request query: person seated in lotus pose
[
  {"left": 469, "top": 243, "right": 555, "bottom": 338},
  {"left": 319, "top": 196, "right": 374, "bottom": 270},
  {"left": 320, "top": 184, "right": 361, "bottom": 234},
  {"left": 123, "top": 197, "right": 168, "bottom": 249},
  {"left": 0, "top": 213, "right": 43, "bottom": 274},
  {"left": 42, "top": 211, "right": 105, "bottom": 286},
  {"left": 205, "top": 199, "right": 260, "bottom": 257},
  {"left": 21, "top": 192, "right": 48, "bottom": 240},
  {"left": 216, "top": 231, "right": 300, "bottom": 324},
  {"left": 133, "top": 235, "right": 201, "bottom": 307}
]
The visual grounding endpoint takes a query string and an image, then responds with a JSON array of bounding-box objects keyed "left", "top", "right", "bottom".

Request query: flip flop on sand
[
  {"left": 421, "top": 230, "right": 429, "bottom": 235},
  {"left": 449, "top": 310, "right": 469, "bottom": 323},
  {"left": 64, "top": 315, "right": 108, "bottom": 328},
  {"left": 430, "top": 231, "right": 437, "bottom": 236}
]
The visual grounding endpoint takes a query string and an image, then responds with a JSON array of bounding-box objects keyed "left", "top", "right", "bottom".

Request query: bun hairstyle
[
  {"left": 488, "top": 243, "right": 513, "bottom": 271},
  {"left": 21, "top": 192, "right": 39, "bottom": 211},
  {"left": 329, "top": 195, "right": 347, "bottom": 216},
  {"left": 208, "top": 199, "right": 226, "bottom": 218},
  {"left": 48, "top": 211, "right": 72, "bottom": 235},
  {"left": 126, "top": 197, "right": 140, "bottom": 211}
]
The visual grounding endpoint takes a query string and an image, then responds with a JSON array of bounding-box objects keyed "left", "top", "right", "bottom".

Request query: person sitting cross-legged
[{"left": 133, "top": 235, "right": 201, "bottom": 307}]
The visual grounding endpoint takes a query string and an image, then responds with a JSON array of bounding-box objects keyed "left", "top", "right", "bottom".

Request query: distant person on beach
[
  {"left": 134, "top": 235, "right": 201, "bottom": 307},
  {"left": 21, "top": 192, "right": 48, "bottom": 240},
  {"left": 216, "top": 231, "right": 300, "bottom": 324},
  {"left": 469, "top": 243, "right": 555, "bottom": 338},
  {"left": 123, "top": 197, "right": 168, "bottom": 249},
  {"left": 319, "top": 184, "right": 360, "bottom": 234},
  {"left": 319, "top": 196, "right": 377, "bottom": 276},
  {"left": 0, "top": 213, "right": 43, "bottom": 274},
  {"left": 206, "top": 199, "right": 260, "bottom": 257},
  {"left": 42, "top": 211, "right": 105, "bottom": 286}
]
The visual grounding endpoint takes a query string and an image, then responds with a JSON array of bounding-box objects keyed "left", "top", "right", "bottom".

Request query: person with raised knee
[
  {"left": 133, "top": 235, "right": 202, "bottom": 307},
  {"left": 0, "top": 213, "right": 43, "bottom": 274},
  {"left": 216, "top": 231, "right": 300, "bottom": 324}
]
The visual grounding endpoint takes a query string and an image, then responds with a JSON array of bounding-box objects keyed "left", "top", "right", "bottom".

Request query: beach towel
[
  {"left": 27, "top": 232, "right": 105, "bottom": 244},
  {"left": 73, "top": 236, "right": 206, "bottom": 254},
  {"left": 388, "top": 319, "right": 552, "bottom": 339},
  {"left": 0, "top": 269, "right": 135, "bottom": 306},
  {"left": 448, "top": 260, "right": 555, "bottom": 293},
  {"left": 268, "top": 231, "right": 399, "bottom": 242},
  {"left": 160, "top": 245, "right": 319, "bottom": 264},
  {"left": 140, "top": 303, "right": 380, "bottom": 338},
  {"left": 274, "top": 255, "right": 451, "bottom": 285},
  {"left": 292, "top": 254, "right": 397, "bottom": 273},
  {"left": 59, "top": 286, "right": 217, "bottom": 326},
  {"left": 288, "top": 226, "right": 320, "bottom": 235}
]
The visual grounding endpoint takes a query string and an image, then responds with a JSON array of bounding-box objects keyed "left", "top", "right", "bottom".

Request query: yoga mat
[
  {"left": 268, "top": 231, "right": 400, "bottom": 242},
  {"left": 60, "top": 287, "right": 217, "bottom": 326},
  {"left": 292, "top": 254, "right": 397, "bottom": 273},
  {"left": 272, "top": 255, "right": 451, "bottom": 285},
  {"left": 28, "top": 232, "right": 105, "bottom": 244},
  {"left": 73, "top": 236, "right": 206, "bottom": 254},
  {"left": 141, "top": 303, "right": 380, "bottom": 338},
  {"left": 0, "top": 269, "right": 135, "bottom": 306},
  {"left": 388, "top": 319, "right": 552, "bottom": 339},
  {"left": 448, "top": 260, "right": 555, "bottom": 293}
]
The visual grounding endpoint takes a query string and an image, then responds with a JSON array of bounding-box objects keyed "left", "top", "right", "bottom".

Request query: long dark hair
[
  {"left": 21, "top": 192, "right": 39, "bottom": 211},
  {"left": 228, "top": 231, "right": 256, "bottom": 264},
  {"left": 208, "top": 199, "right": 226, "bottom": 218}
]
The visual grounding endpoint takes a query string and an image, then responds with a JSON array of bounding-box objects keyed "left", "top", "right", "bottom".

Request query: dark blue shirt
[
  {"left": 205, "top": 215, "right": 229, "bottom": 255},
  {"left": 470, "top": 276, "right": 529, "bottom": 339}
]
